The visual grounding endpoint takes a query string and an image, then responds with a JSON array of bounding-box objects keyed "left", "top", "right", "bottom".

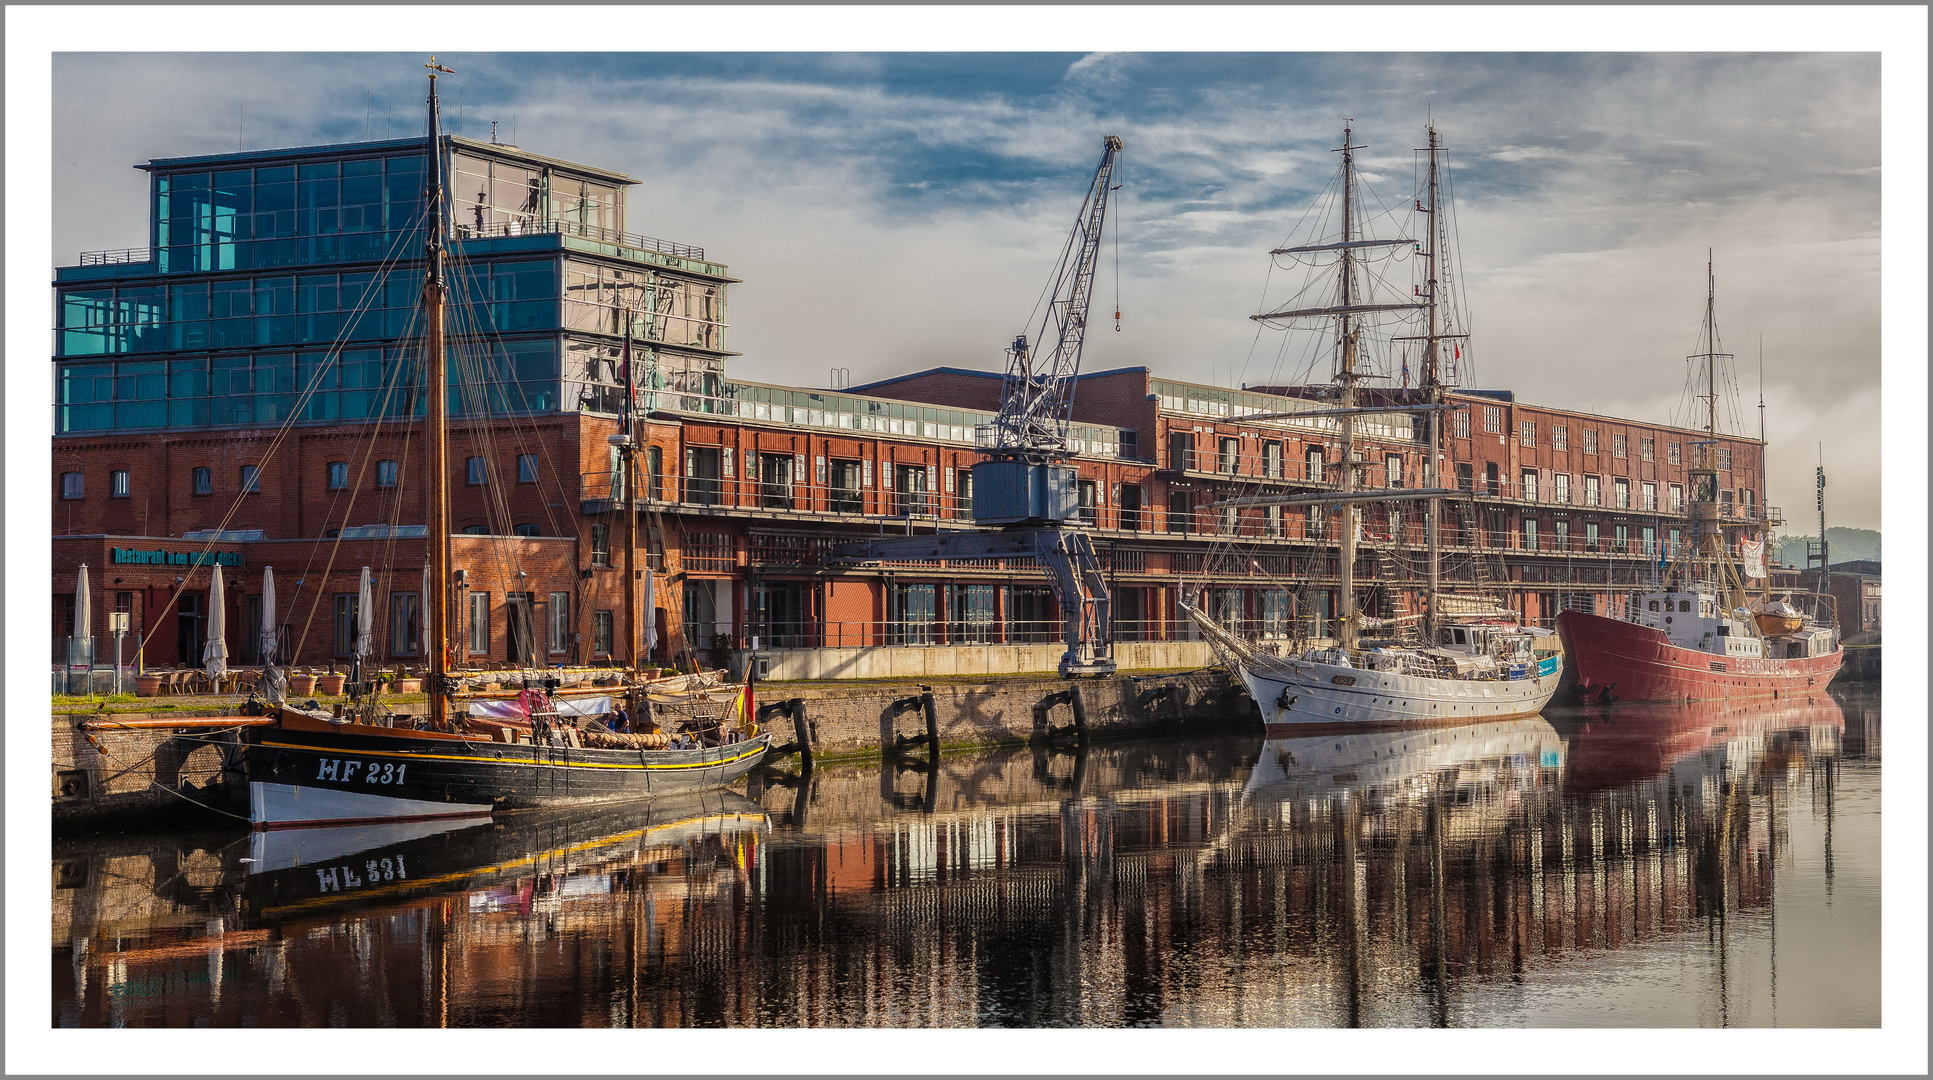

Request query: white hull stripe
[{"left": 250, "top": 781, "right": 492, "bottom": 830}]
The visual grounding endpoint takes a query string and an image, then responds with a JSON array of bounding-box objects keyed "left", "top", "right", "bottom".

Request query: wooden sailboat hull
[
  {"left": 1237, "top": 656, "right": 1558, "bottom": 734},
  {"left": 239, "top": 717, "right": 770, "bottom": 830},
  {"left": 1558, "top": 609, "right": 1843, "bottom": 704}
]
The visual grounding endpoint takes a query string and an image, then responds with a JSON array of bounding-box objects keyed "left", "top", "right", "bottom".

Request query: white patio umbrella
[
  {"left": 259, "top": 566, "right": 278, "bottom": 664},
  {"left": 641, "top": 568, "right": 658, "bottom": 658},
  {"left": 72, "top": 563, "right": 91, "bottom": 673},
  {"left": 356, "top": 566, "right": 374, "bottom": 663},
  {"left": 202, "top": 563, "right": 228, "bottom": 685}
]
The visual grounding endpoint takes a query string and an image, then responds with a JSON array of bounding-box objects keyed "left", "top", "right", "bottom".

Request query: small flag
[{"left": 1401, "top": 358, "right": 1410, "bottom": 389}]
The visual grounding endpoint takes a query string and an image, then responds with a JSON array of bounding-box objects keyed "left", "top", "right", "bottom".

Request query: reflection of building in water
[{"left": 51, "top": 696, "right": 1855, "bottom": 1028}]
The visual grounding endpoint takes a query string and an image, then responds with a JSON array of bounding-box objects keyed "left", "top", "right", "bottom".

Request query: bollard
[
  {"left": 1068, "top": 684, "right": 1090, "bottom": 748},
  {"left": 919, "top": 686, "right": 940, "bottom": 767},
  {"left": 791, "top": 697, "right": 814, "bottom": 773}
]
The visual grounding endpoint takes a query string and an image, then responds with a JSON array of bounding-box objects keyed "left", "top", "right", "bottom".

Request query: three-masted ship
[
  {"left": 1556, "top": 258, "right": 1842, "bottom": 703},
  {"left": 237, "top": 62, "right": 768, "bottom": 828},
  {"left": 1184, "top": 123, "right": 1561, "bottom": 731}
]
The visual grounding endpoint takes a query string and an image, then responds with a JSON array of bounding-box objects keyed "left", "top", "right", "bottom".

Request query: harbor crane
[{"left": 838, "top": 135, "right": 1124, "bottom": 677}]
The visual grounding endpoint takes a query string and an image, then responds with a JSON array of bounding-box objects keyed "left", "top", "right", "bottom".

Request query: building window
[
  {"left": 461, "top": 524, "right": 489, "bottom": 535},
  {"left": 1385, "top": 454, "right": 1402, "bottom": 489},
  {"left": 1614, "top": 478, "right": 1630, "bottom": 509},
  {"left": 1265, "top": 504, "right": 1283, "bottom": 539},
  {"left": 1482, "top": 406, "right": 1502, "bottom": 434},
  {"left": 1718, "top": 445, "right": 1732, "bottom": 470},
  {"left": 592, "top": 609, "right": 612, "bottom": 657},
  {"left": 1305, "top": 446, "right": 1325, "bottom": 484},
  {"left": 1078, "top": 479, "right": 1098, "bottom": 525},
  {"left": 591, "top": 522, "right": 610, "bottom": 566},
  {"left": 684, "top": 447, "right": 722, "bottom": 505},
  {"left": 1520, "top": 470, "right": 1538, "bottom": 503},
  {"left": 1640, "top": 436, "right": 1655, "bottom": 462},
  {"left": 828, "top": 459, "right": 863, "bottom": 515},
  {"left": 333, "top": 593, "right": 359, "bottom": 656},
  {"left": 1167, "top": 491, "right": 1192, "bottom": 534},
  {"left": 889, "top": 583, "right": 938, "bottom": 646},
  {"left": 1582, "top": 429, "right": 1597, "bottom": 454},
  {"left": 1585, "top": 521, "right": 1600, "bottom": 550},
  {"left": 1522, "top": 518, "right": 1538, "bottom": 550},
  {"left": 61, "top": 471, "right": 84, "bottom": 499},
  {"left": 1614, "top": 524, "right": 1629, "bottom": 552},
  {"left": 1219, "top": 438, "right": 1240, "bottom": 476},
  {"left": 1167, "top": 431, "right": 1193, "bottom": 471},
  {"left": 467, "top": 591, "right": 490, "bottom": 656},
  {"left": 327, "top": 461, "right": 348, "bottom": 489},
  {"left": 1305, "top": 503, "right": 1323, "bottom": 539},
  {"left": 1519, "top": 421, "right": 1536, "bottom": 447},
  {"left": 1642, "top": 525, "right": 1657, "bottom": 556},
  {"left": 377, "top": 459, "right": 398, "bottom": 488},
  {"left": 1641, "top": 481, "right": 1657, "bottom": 511},
  {"left": 760, "top": 452, "right": 794, "bottom": 510},
  {"left": 1612, "top": 433, "right": 1628, "bottom": 459},
  {"left": 1584, "top": 475, "right": 1601, "bottom": 507},
  {"left": 1552, "top": 425, "right": 1568, "bottom": 451},
  {"left": 1554, "top": 473, "right": 1570, "bottom": 504},
  {"left": 1669, "top": 483, "right": 1684, "bottom": 513},
  {"left": 517, "top": 454, "right": 538, "bottom": 483},
  {"left": 240, "top": 465, "right": 260, "bottom": 493},
  {"left": 513, "top": 523, "right": 541, "bottom": 537},
  {"left": 1217, "top": 504, "right": 1237, "bottom": 536},
  {"left": 548, "top": 592, "right": 570, "bottom": 654},
  {"left": 192, "top": 466, "right": 212, "bottom": 495},
  {"left": 1263, "top": 440, "right": 1283, "bottom": 479},
  {"left": 894, "top": 464, "right": 928, "bottom": 517},
  {"left": 1667, "top": 441, "right": 1681, "bottom": 465},
  {"left": 1554, "top": 519, "right": 1569, "bottom": 550},
  {"left": 1739, "top": 488, "right": 1755, "bottom": 517},
  {"left": 105, "top": 469, "right": 130, "bottom": 498},
  {"left": 389, "top": 591, "right": 419, "bottom": 656},
  {"left": 646, "top": 446, "right": 663, "bottom": 502},
  {"left": 466, "top": 456, "right": 487, "bottom": 485},
  {"left": 954, "top": 468, "right": 974, "bottom": 520},
  {"left": 1452, "top": 409, "right": 1470, "bottom": 440}
]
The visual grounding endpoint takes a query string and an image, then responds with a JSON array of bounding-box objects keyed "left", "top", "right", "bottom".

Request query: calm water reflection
[{"left": 52, "top": 685, "right": 1879, "bottom": 1027}]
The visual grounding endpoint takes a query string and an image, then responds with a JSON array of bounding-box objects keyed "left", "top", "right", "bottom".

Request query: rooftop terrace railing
[
  {"left": 78, "top": 247, "right": 153, "bottom": 267},
  {"left": 455, "top": 220, "right": 705, "bottom": 262}
]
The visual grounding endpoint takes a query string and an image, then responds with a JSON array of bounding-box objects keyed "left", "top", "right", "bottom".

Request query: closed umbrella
[
  {"left": 259, "top": 567, "right": 278, "bottom": 664},
  {"left": 72, "top": 564, "right": 91, "bottom": 688},
  {"left": 356, "top": 566, "right": 374, "bottom": 662},
  {"left": 203, "top": 563, "right": 228, "bottom": 687},
  {"left": 641, "top": 568, "right": 657, "bottom": 659}
]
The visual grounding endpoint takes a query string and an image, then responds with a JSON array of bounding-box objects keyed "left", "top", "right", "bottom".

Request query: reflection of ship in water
[
  {"left": 1242, "top": 717, "right": 1565, "bottom": 815},
  {"left": 1554, "top": 691, "right": 1845, "bottom": 797},
  {"left": 53, "top": 792, "right": 767, "bottom": 1025}
]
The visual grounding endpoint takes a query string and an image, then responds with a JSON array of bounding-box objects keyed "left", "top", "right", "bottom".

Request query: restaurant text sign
[{"left": 110, "top": 548, "right": 243, "bottom": 568}]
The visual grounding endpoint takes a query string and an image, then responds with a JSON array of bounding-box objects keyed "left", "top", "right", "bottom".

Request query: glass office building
[{"left": 54, "top": 135, "right": 734, "bottom": 435}]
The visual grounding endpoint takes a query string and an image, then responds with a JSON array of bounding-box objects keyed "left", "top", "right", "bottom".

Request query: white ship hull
[{"left": 1238, "top": 656, "right": 1557, "bottom": 730}]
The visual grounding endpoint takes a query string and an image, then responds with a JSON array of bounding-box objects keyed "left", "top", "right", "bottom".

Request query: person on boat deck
[{"left": 612, "top": 703, "right": 631, "bottom": 733}]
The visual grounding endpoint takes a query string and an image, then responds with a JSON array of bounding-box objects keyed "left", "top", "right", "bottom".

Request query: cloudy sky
[{"left": 24, "top": 20, "right": 1917, "bottom": 535}]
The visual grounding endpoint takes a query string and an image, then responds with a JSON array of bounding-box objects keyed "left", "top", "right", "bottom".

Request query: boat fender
[{"left": 1277, "top": 689, "right": 1297, "bottom": 710}]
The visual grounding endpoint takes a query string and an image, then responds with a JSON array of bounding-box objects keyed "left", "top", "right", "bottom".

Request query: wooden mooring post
[{"left": 888, "top": 685, "right": 940, "bottom": 768}]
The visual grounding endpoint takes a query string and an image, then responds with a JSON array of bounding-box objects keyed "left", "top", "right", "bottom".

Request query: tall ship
[
  {"left": 233, "top": 61, "right": 769, "bottom": 828},
  {"left": 1557, "top": 258, "right": 1842, "bottom": 703},
  {"left": 1184, "top": 123, "right": 1561, "bottom": 731}
]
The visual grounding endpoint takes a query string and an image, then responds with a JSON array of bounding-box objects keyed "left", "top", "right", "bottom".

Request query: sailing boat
[
  {"left": 1183, "top": 123, "right": 1561, "bottom": 730},
  {"left": 235, "top": 61, "right": 769, "bottom": 828},
  {"left": 1557, "top": 257, "right": 1842, "bottom": 703}
]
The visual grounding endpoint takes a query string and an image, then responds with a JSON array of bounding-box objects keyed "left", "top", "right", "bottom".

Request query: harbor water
[{"left": 50, "top": 685, "right": 1879, "bottom": 1028}]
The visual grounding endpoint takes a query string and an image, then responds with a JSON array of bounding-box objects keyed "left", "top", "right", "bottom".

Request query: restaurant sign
[{"left": 110, "top": 548, "right": 243, "bottom": 568}]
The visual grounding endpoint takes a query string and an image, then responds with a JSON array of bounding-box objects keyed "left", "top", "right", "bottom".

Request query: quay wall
[
  {"left": 1837, "top": 644, "right": 1880, "bottom": 682},
  {"left": 752, "top": 669, "right": 1257, "bottom": 762},
  {"left": 50, "top": 669, "right": 1260, "bottom": 831},
  {"left": 744, "top": 641, "right": 1216, "bottom": 681}
]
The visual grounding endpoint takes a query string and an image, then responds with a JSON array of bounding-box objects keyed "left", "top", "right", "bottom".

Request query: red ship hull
[{"left": 1557, "top": 609, "right": 1843, "bottom": 704}]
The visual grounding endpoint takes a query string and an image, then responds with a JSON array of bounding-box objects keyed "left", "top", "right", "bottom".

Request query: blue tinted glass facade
[{"left": 56, "top": 137, "right": 726, "bottom": 436}]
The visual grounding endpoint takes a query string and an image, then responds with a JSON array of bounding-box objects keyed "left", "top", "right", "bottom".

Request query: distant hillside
[{"left": 1775, "top": 527, "right": 1880, "bottom": 568}]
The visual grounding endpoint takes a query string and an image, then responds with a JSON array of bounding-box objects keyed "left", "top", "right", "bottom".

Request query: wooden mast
[
  {"left": 1336, "top": 122, "right": 1359, "bottom": 652},
  {"left": 1422, "top": 125, "right": 1443, "bottom": 645},
  {"left": 424, "top": 58, "right": 455, "bottom": 729}
]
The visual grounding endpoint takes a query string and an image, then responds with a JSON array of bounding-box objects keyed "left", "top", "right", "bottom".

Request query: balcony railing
[
  {"left": 77, "top": 247, "right": 152, "bottom": 267},
  {"left": 453, "top": 220, "right": 704, "bottom": 261}
]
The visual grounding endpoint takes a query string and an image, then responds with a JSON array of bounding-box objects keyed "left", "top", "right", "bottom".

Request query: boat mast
[
  {"left": 619, "top": 300, "right": 639, "bottom": 673},
  {"left": 1422, "top": 125, "right": 1443, "bottom": 644},
  {"left": 423, "top": 58, "right": 455, "bottom": 729},
  {"left": 1336, "top": 122, "right": 1360, "bottom": 652}
]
